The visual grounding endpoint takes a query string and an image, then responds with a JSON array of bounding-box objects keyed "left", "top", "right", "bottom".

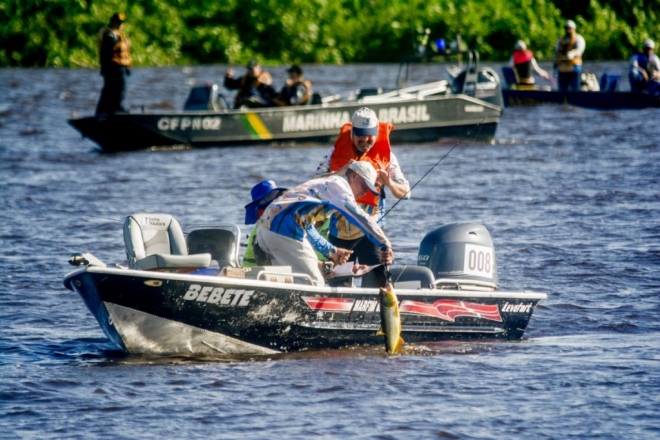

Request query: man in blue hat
[{"left": 243, "top": 180, "right": 287, "bottom": 267}]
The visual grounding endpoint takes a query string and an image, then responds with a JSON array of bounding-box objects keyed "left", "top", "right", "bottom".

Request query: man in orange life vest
[
  {"left": 96, "top": 13, "right": 131, "bottom": 115},
  {"left": 553, "top": 20, "right": 586, "bottom": 92},
  {"left": 313, "top": 107, "right": 410, "bottom": 288},
  {"left": 509, "top": 40, "right": 550, "bottom": 88}
]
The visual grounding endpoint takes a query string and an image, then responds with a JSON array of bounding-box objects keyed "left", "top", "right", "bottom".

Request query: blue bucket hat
[{"left": 244, "top": 180, "right": 286, "bottom": 224}]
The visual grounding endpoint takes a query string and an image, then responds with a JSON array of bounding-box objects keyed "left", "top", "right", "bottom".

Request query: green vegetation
[{"left": 1, "top": 0, "right": 659, "bottom": 67}]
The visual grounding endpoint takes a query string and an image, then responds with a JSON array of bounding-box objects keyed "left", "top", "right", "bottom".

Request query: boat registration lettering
[
  {"left": 464, "top": 105, "right": 484, "bottom": 113},
  {"left": 463, "top": 244, "right": 494, "bottom": 278},
  {"left": 157, "top": 117, "right": 222, "bottom": 131},
  {"left": 501, "top": 302, "right": 533, "bottom": 314},
  {"left": 183, "top": 284, "right": 254, "bottom": 306}
]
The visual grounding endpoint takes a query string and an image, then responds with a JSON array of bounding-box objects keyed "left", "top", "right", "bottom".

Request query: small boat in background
[
  {"left": 63, "top": 215, "right": 546, "bottom": 356},
  {"left": 68, "top": 54, "right": 503, "bottom": 152},
  {"left": 501, "top": 67, "right": 660, "bottom": 110}
]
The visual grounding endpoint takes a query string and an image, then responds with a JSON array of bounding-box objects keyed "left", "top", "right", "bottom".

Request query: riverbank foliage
[{"left": 1, "top": 0, "right": 658, "bottom": 67}]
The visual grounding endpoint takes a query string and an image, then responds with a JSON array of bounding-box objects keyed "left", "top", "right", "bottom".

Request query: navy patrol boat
[{"left": 68, "top": 53, "right": 503, "bottom": 152}]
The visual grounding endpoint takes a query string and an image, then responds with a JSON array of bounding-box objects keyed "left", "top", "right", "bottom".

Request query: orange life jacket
[
  {"left": 330, "top": 122, "right": 393, "bottom": 207},
  {"left": 555, "top": 35, "right": 582, "bottom": 72},
  {"left": 99, "top": 27, "right": 131, "bottom": 67}
]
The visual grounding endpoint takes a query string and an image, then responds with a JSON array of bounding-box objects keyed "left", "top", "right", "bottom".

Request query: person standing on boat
[
  {"left": 629, "top": 39, "right": 660, "bottom": 95},
  {"left": 273, "top": 64, "right": 313, "bottom": 106},
  {"left": 256, "top": 162, "right": 394, "bottom": 286},
  {"left": 224, "top": 60, "right": 276, "bottom": 108},
  {"left": 243, "top": 180, "right": 287, "bottom": 267},
  {"left": 313, "top": 107, "right": 410, "bottom": 288},
  {"left": 95, "top": 13, "right": 131, "bottom": 115},
  {"left": 510, "top": 40, "right": 550, "bottom": 87},
  {"left": 553, "top": 20, "right": 585, "bottom": 92}
]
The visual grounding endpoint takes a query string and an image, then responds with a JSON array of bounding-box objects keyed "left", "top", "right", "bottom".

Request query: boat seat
[
  {"left": 185, "top": 226, "right": 241, "bottom": 271},
  {"left": 600, "top": 73, "right": 620, "bottom": 92},
  {"left": 309, "top": 93, "right": 322, "bottom": 105},
  {"left": 388, "top": 265, "right": 435, "bottom": 289},
  {"left": 123, "top": 213, "right": 212, "bottom": 271}
]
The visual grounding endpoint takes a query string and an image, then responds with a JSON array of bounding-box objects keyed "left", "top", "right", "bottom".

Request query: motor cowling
[{"left": 417, "top": 223, "right": 499, "bottom": 290}]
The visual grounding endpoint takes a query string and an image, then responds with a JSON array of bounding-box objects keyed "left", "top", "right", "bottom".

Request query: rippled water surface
[{"left": 1, "top": 62, "right": 659, "bottom": 439}]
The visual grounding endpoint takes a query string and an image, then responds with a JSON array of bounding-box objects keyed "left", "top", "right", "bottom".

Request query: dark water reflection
[{"left": 1, "top": 62, "right": 659, "bottom": 438}]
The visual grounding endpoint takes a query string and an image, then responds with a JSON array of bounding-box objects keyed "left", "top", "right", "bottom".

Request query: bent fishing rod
[
  {"left": 342, "top": 117, "right": 487, "bottom": 259},
  {"left": 379, "top": 117, "right": 487, "bottom": 222}
]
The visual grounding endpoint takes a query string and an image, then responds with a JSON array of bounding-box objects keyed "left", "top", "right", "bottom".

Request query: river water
[{"left": 1, "top": 62, "right": 659, "bottom": 439}]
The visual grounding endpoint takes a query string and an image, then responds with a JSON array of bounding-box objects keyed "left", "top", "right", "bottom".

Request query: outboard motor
[{"left": 417, "top": 222, "right": 499, "bottom": 291}]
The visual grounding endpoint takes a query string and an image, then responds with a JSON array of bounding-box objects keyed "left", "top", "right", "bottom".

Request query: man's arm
[{"left": 380, "top": 153, "right": 410, "bottom": 200}]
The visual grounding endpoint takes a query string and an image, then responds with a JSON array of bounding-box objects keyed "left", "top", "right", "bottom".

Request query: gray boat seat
[
  {"left": 388, "top": 265, "right": 435, "bottom": 289},
  {"left": 123, "top": 213, "right": 212, "bottom": 271},
  {"left": 185, "top": 225, "right": 241, "bottom": 271}
]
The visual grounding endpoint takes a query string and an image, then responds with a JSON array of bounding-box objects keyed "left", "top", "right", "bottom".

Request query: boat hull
[
  {"left": 69, "top": 95, "right": 501, "bottom": 152},
  {"left": 502, "top": 89, "right": 660, "bottom": 109},
  {"left": 64, "top": 266, "right": 546, "bottom": 356}
]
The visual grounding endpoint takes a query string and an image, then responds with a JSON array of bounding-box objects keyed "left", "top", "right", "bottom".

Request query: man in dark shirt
[
  {"left": 96, "top": 13, "right": 131, "bottom": 115},
  {"left": 224, "top": 60, "right": 276, "bottom": 108}
]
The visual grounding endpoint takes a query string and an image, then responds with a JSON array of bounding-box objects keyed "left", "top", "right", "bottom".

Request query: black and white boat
[
  {"left": 68, "top": 56, "right": 503, "bottom": 153},
  {"left": 63, "top": 214, "right": 546, "bottom": 356}
]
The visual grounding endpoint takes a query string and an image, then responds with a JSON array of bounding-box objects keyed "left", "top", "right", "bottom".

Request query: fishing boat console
[{"left": 63, "top": 213, "right": 546, "bottom": 356}]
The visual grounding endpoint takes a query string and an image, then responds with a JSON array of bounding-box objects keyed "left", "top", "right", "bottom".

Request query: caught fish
[{"left": 377, "top": 282, "right": 404, "bottom": 354}]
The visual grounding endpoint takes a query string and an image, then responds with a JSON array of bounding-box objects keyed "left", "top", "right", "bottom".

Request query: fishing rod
[{"left": 379, "top": 117, "right": 487, "bottom": 222}]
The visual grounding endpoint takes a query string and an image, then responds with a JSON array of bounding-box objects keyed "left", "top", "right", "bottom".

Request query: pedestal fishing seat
[{"left": 123, "top": 213, "right": 212, "bottom": 271}]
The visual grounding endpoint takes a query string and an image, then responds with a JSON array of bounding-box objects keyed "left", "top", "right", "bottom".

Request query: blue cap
[{"left": 244, "top": 180, "right": 286, "bottom": 224}]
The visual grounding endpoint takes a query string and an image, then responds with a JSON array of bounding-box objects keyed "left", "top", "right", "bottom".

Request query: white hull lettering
[
  {"left": 183, "top": 284, "right": 254, "bottom": 306},
  {"left": 157, "top": 117, "right": 222, "bottom": 131},
  {"left": 501, "top": 302, "right": 533, "bottom": 314},
  {"left": 377, "top": 105, "right": 430, "bottom": 125},
  {"left": 282, "top": 111, "right": 350, "bottom": 133},
  {"left": 352, "top": 300, "right": 379, "bottom": 312}
]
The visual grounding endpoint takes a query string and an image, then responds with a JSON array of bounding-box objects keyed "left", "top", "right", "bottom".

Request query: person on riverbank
[
  {"left": 312, "top": 107, "right": 409, "bottom": 288},
  {"left": 95, "top": 13, "right": 131, "bottom": 115},
  {"left": 629, "top": 39, "right": 660, "bottom": 95},
  {"left": 273, "top": 64, "right": 312, "bottom": 106},
  {"left": 510, "top": 40, "right": 550, "bottom": 87},
  {"left": 553, "top": 20, "right": 585, "bottom": 92},
  {"left": 224, "top": 60, "right": 276, "bottom": 108},
  {"left": 256, "top": 162, "right": 393, "bottom": 286}
]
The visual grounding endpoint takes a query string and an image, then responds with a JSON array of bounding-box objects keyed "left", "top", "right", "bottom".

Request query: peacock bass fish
[{"left": 377, "top": 282, "right": 404, "bottom": 354}]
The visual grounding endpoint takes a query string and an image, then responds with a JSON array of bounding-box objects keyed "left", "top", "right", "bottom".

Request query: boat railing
[
  {"left": 434, "top": 278, "right": 498, "bottom": 291},
  {"left": 359, "top": 80, "right": 449, "bottom": 103}
]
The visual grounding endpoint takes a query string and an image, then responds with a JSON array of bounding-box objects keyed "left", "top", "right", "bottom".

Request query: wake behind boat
[
  {"left": 63, "top": 214, "right": 546, "bottom": 356},
  {"left": 68, "top": 57, "right": 503, "bottom": 152}
]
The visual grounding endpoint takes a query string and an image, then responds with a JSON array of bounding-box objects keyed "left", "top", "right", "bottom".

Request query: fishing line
[{"left": 379, "top": 117, "right": 487, "bottom": 221}]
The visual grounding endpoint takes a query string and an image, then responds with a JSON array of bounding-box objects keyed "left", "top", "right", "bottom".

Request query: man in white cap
[
  {"left": 313, "top": 107, "right": 409, "bottom": 288},
  {"left": 553, "top": 20, "right": 586, "bottom": 91},
  {"left": 629, "top": 39, "right": 660, "bottom": 95},
  {"left": 509, "top": 40, "right": 550, "bottom": 87},
  {"left": 256, "top": 161, "right": 393, "bottom": 286}
]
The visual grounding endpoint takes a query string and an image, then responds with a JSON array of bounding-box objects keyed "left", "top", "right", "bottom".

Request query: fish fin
[
  {"left": 393, "top": 337, "right": 404, "bottom": 354},
  {"left": 376, "top": 327, "right": 384, "bottom": 336}
]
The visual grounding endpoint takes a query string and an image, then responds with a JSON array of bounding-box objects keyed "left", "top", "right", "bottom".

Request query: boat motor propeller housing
[{"left": 417, "top": 222, "right": 499, "bottom": 290}]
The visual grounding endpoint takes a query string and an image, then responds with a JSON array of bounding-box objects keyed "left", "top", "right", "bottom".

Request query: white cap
[
  {"left": 514, "top": 40, "right": 527, "bottom": 51},
  {"left": 643, "top": 39, "right": 655, "bottom": 49},
  {"left": 565, "top": 20, "right": 576, "bottom": 29},
  {"left": 348, "top": 161, "right": 379, "bottom": 195},
  {"left": 351, "top": 107, "right": 379, "bottom": 136}
]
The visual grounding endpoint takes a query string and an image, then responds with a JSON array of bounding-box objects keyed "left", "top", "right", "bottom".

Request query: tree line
[{"left": 1, "top": 0, "right": 658, "bottom": 67}]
